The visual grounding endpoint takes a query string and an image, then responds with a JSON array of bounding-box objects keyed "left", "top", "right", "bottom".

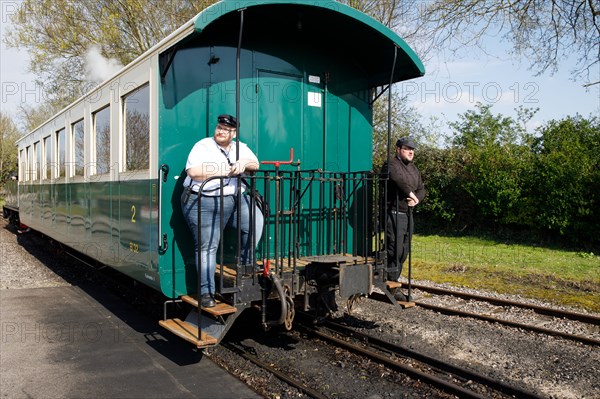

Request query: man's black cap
[
  {"left": 396, "top": 136, "right": 417, "bottom": 149},
  {"left": 218, "top": 114, "right": 238, "bottom": 128}
]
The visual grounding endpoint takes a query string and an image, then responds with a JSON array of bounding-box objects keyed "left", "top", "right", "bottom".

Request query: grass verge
[{"left": 408, "top": 234, "right": 600, "bottom": 313}]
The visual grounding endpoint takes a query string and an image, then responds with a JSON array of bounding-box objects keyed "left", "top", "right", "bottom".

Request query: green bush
[
  {"left": 414, "top": 105, "right": 599, "bottom": 249},
  {"left": 527, "top": 115, "right": 600, "bottom": 243}
]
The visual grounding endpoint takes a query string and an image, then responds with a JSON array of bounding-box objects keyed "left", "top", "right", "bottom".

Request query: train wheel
[{"left": 283, "top": 285, "right": 295, "bottom": 331}]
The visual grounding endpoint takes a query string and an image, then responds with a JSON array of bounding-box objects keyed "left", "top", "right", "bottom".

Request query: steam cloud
[{"left": 84, "top": 46, "right": 123, "bottom": 83}]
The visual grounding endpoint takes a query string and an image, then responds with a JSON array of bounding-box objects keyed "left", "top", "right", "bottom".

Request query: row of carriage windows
[{"left": 20, "top": 84, "right": 149, "bottom": 181}]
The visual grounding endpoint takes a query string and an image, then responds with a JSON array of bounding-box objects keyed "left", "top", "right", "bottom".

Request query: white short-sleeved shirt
[{"left": 183, "top": 137, "right": 258, "bottom": 196}]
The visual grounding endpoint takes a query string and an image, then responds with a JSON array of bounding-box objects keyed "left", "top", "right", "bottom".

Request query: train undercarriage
[
  {"left": 160, "top": 253, "right": 411, "bottom": 349},
  {"left": 160, "top": 170, "right": 414, "bottom": 348}
]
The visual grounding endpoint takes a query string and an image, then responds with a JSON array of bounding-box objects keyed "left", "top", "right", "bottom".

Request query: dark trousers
[{"left": 386, "top": 211, "right": 411, "bottom": 281}]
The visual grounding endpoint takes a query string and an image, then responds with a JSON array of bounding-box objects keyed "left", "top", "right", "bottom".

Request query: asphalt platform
[{"left": 0, "top": 284, "right": 262, "bottom": 398}]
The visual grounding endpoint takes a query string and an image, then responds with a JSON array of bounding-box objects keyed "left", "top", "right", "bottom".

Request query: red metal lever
[{"left": 260, "top": 148, "right": 295, "bottom": 168}]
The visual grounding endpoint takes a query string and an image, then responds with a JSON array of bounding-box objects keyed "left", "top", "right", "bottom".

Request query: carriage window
[
  {"left": 56, "top": 128, "right": 65, "bottom": 178},
  {"left": 34, "top": 141, "right": 41, "bottom": 181},
  {"left": 123, "top": 84, "right": 149, "bottom": 171},
  {"left": 43, "top": 136, "right": 51, "bottom": 179},
  {"left": 26, "top": 146, "right": 32, "bottom": 181},
  {"left": 93, "top": 106, "right": 110, "bottom": 175},
  {"left": 19, "top": 149, "right": 25, "bottom": 182},
  {"left": 72, "top": 119, "right": 85, "bottom": 176}
]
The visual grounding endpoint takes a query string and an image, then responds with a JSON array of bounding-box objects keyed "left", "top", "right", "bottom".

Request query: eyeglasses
[{"left": 216, "top": 124, "right": 236, "bottom": 134}]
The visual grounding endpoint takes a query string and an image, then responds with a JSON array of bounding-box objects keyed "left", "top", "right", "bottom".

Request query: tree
[
  {"left": 4, "top": 0, "right": 218, "bottom": 109},
  {"left": 449, "top": 103, "right": 535, "bottom": 224},
  {"left": 450, "top": 103, "right": 526, "bottom": 148},
  {"left": 529, "top": 115, "right": 600, "bottom": 241},
  {"left": 336, "top": 1, "right": 433, "bottom": 171},
  {"left": 18, "top": 102, "right": 67, "bottom": 134},
  {"left": 0, "top": 113, "right": 22, "bottom": 183},
  {"left": 417, "top": 146, "right": 470, "bottom": 223},
  {"left": 340, "top": 0, "right": 429, "bottom": 41},
  {"left": 5, "top": 0, "right": 432, "bottom": 112},
  {"left": 372, "top": 93, "right": 426, "bottom": 170},
  {"left": 420, "top": 0, "right": 600, "bottom": 86},
  {"left": 125, "top": 110, "right": 150, "bottom": 171}
]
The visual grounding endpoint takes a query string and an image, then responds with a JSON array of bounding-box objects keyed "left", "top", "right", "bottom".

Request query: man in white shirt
[{"left": 181, "top": 114, "right": 263, "bottom": 307}]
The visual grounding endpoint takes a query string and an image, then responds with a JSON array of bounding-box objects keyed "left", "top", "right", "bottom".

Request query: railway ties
[
  {"left": 294, "top": 312, "right": 545, "bottom": 399},
  {"left": 398, "top": 283, "right": 600, "bottom": 347},
  {"left": 220, "top": 341, "right": 329, "bottom": 399}
]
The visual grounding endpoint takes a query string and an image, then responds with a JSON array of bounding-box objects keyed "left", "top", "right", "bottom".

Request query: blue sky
[
  {"left": 405, "top": 49, "right": 600, "bottom": 139},
  {"left": 2, "top": 1, "right": 599, "bottom": 136}
]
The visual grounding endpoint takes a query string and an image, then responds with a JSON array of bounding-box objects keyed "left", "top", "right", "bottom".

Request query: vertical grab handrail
[
  {"left": 234, "top": 8, "right": 245, "bottom": 281},
  {"left": 158, "top": 164, "right": 169, "bottom": 255}
]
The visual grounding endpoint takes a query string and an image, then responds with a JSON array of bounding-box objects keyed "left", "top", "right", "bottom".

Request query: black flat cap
[
  {"left": 218, "top": 114, "right": 238, "bottom": 128},
  {"left": 396, "top": 136, "right": 417, "bottom": 149}
]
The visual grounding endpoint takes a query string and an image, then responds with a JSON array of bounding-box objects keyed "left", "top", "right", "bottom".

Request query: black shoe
[
  {"left": 394, "top": 291, "right": 410, "bottom": 302},
  {"left": 200, "top": 294, "right": 216, "bottom": 308}
]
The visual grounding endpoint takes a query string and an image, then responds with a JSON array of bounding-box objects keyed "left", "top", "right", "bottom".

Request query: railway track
[
  {"left": 295, "top": 312, "right": 546, "bottom": 399},
  {"left": 220, "top": 340, "right": 328, "bottom": 399},
  {"left": 216, "top": 310, "right": 546, "bottom": 399},
  {"left": 372, "top": 282, "right": 600, "bottom": 346}
]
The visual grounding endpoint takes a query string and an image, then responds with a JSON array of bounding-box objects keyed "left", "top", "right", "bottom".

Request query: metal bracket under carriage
[{"left": 159, "top": 252, "right": 412, "bottom": 348}]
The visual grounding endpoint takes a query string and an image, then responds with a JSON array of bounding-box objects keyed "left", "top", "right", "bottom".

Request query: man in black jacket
[{"left": 386, "top": 136, "right": 425, "bottom": 301}]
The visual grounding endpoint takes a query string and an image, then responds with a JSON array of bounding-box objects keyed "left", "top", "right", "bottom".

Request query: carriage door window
[
  {"left": 93, "top": 106, "right": 110, "bottom": 175},
  {"left": 123, "top": 84, "right": 149, "bottom": 171},
  {"left": 43, "top": 136, "right": 52, "bottom": 179},
  {"left": 56, "top": 128, "right": 65, "bottom": 178},
  {"left": 72, "top": 119, "right": 85, "bottom": 176}
]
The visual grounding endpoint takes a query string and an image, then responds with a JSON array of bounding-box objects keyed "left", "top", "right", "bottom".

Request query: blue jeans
[{"left": 181, "top": 192, "right": 264, "bottom": 296}]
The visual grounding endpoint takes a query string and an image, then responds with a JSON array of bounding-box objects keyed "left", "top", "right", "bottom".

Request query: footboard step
[
  {"left": 159, "top": 318, "right": 218, "bottom": 348},
  {"left": 181, "top": 295, "right": 237, "bottom": 316},
  {"left": 396, "top": 300, "right": 416, "bottom": 309},
  {"left": 385, "top": 281, "right": 416, "bottom": 308}
]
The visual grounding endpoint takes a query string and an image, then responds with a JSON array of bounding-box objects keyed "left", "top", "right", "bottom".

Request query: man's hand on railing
[{"left": 229, "top": 159, "right": 259, "bottom": 176}]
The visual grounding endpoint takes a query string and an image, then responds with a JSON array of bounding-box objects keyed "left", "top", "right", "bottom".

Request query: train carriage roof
[
  {"left": 18, "top": 0, "right": 424, "bottom": 140},
  {"left": 189, "top": 0, "right": 425, "bottom": 88}
]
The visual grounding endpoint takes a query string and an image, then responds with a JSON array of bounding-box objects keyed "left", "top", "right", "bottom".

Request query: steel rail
[
  {"left": 296, "top": 313, "right": 545, "bottom": 399},
  {"left": 415, "top": 301, "right": 600, "bottom": 346},
  {"left": 308, "top": 316, "right": 547, "bottom": 399},
  {"left": 405, "top": 282, "right": 600, "bottom": 325},
  {"left": 220, "top": 342, "right": 328, "bottom": 399},
  {"left": 371, "top": 287, "right": 600, "bottom": 346}
]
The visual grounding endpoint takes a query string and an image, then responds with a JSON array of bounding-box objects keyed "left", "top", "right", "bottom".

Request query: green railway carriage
[{"left": 4, "top": 0, "right": 424, "bottom": 347}]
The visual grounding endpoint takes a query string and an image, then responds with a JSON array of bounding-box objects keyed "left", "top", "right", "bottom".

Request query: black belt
[{"left": 389, "top": 210, "right": 407, "bottom": 214}]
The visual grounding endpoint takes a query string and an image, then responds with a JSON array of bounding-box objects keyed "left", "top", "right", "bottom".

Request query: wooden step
[
  {"left": 159, "top": 318, "right": 218, "bottom": 348},
  {"left": 385, "top": 281, "right": 415, "bottom": 309},
  {"left": 386, "top": 280, "right": 402, "bottom": 289},
  {"left": 396, "top": 300, "right": 416, "bottom": 309},
  {"left": 181, "top": 295, "right": 237, "bottom": 316}
]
